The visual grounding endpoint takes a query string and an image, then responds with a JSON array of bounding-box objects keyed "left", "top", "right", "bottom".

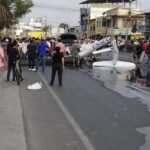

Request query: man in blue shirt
[{"left": 37, "top": 39, "right": 49, "bottom": 72}]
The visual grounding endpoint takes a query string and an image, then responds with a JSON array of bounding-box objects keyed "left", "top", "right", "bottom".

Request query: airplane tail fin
[
  {"left": 112, "top": 41, "right": 119, "bottom": 65},
  {"left": 78, "top": 37, "right": 110, "bottom": 58}
]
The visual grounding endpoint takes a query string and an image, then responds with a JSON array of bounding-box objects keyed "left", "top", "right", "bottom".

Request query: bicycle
[{"left": 14, "top": 60, "right": 22, "bottom": 85}]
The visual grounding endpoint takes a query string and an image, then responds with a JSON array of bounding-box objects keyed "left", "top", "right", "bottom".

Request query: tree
[
  {"left": 42, "top": 25, "right": 52, "bottom": 37},
  {"left": 0, "top": 0, "right": 33, "bottom": 30},
  {"left": 59, "top": 23, "right": 69, "bottom": 29},
  {"left": 42, "top": 25, "right": 50, "bottom": 33}
]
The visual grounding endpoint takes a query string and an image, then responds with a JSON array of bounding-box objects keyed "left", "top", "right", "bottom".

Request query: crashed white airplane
[{"left": 78, "top": 37, "right": 136, "bottom": 72}]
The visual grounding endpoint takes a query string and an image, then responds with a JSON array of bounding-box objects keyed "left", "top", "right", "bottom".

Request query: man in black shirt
[
  {"left": 7, "top": 40, "right": 19, "bottom": 81},
  {"left": 27, "top": 40, "right": 36, "bottom": 70},
  {"left": 49, "top": 46, "right": 64, "bottom": 87}
]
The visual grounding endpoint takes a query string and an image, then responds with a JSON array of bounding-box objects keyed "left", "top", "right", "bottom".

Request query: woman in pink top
[
  {"left": 56, "top": 39, "right": 66, "bottom": 54},
  {"left": 0, "top": 47, "right": 5, "bottom": 86}
]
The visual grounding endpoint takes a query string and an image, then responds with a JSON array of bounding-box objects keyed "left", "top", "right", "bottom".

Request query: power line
[{"left": 33, "top": 3, "right": 80, "bottom": 12}]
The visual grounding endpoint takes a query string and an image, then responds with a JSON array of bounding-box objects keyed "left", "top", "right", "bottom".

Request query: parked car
[{"left": 59, "top": 32, "right": 77, "bottom": 46}]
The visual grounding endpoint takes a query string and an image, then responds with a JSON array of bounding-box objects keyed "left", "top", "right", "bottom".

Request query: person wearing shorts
[{"left": 70, "top": 40, "right": 80, "bottom": 67}]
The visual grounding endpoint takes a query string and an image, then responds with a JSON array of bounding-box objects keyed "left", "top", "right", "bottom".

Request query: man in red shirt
[{"left": 140, "top": 40, "right": 148, "bottom": 64}]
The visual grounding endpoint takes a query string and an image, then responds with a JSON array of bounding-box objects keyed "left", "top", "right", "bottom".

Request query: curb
[{"left": 128, "top": 85, "right": 150, "bottom": 96}]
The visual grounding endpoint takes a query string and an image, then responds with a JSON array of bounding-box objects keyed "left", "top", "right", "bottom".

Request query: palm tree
[
  {"left": 0, "top": 3, "right": 12, "bottom": 20},
  {"left": 59, "top": 23, "right": 69, "bottom": 29}
]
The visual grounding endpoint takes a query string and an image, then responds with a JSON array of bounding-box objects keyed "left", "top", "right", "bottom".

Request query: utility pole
[{"left": 126, "top": 0, "right": 132, "bottom": 40}]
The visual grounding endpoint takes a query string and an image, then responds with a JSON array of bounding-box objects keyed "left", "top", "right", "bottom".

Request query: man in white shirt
[
  {"left": 21, "top": 40, "right": 28, "bottom": 60},
  {"left": 46, "top": 39, "right": 52, "bottom": 56},
  {"left": 46, "top": 39, "right": 51, "bottom": 48}
]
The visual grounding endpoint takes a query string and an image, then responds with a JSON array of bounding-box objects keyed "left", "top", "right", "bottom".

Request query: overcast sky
[{"left": 23, "top": 0, "right": 150, "bottom": 27}]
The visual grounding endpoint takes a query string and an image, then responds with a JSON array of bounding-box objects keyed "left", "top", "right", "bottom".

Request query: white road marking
[{"left": 38, "top": 72, "right": 96, "bottom": 150}]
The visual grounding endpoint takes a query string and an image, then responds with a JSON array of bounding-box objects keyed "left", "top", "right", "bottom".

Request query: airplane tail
[
  {"left": 78, "top": 37, "right": 110, "bottom": 58},
  {"left": 92, "top": 37, "right": 110, "bottom": 50},
  {"left": 111, "top": 40, "right": 119, "bottom": 65}
]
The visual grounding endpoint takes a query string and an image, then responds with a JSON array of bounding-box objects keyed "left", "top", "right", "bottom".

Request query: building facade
[
  {"left": 106, "top": 8, "right": 145, "bottom": 39},
  {"left": 68, "top": 26, "right": 81, "bottom": 39},
  {"left": 95, "top": 17, "right": 107, "bottom": 38},
  {"left": 142, "top": 12, "right": 150, "bottom": 39},
  {"left": 80, "top": 3, "right": 119, "bottom": 39}
]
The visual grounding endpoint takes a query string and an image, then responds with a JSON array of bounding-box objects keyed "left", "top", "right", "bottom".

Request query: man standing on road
[
  {"left": 70, "top": 40, "right": 80, "bottom": 67},
  {"left": 0, "top": 46, "right": 6, "bottom": 89},
  {"left": 37, "top": 39, "right": 49, "bottom": 72},
  {"left": 140, "top": 40, "right": 148, "bottom": 64},
  {"left": 7, "top": 40, "right": 19, "bottom": 82},
  {"left": 49, "top": 46, "right": 64, "bottom": 87},
  {"left": 27, "top": 40, "right": 36, "bottom": 71},
  {"left": 21, "top": 39, "right": 28, "bottom": 60}
]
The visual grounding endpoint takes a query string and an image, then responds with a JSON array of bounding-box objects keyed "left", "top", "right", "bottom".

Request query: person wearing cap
[{"left": 49, "top": 46, "right": 64, "bottom": 87}]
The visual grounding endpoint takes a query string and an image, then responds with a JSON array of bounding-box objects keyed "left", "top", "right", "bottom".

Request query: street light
[{"left": 126, "top": 0, "right": 132, "bottom": 40}]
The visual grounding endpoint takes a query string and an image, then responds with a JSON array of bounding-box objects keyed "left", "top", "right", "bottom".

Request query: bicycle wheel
[{"left": 15, "top": 70, "right": 20, "bottom": 85}]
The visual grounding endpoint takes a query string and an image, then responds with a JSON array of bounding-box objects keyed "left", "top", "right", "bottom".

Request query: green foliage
[
  {"left": 14, "top": 0, "right": 33, "bottom": 18},
  {"left": 42, "top": 26, "right": 50, "bottom": 32},
  {"left": 0, "top": 0, "right": 33, "bottom": 30}
]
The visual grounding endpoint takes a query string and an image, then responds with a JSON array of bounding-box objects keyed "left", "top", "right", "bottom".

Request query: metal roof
[{"left": 80, "top": 0, "right": 135, "bottom": 4}]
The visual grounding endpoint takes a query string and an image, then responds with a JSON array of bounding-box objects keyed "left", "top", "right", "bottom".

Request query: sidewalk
[{"left": 0, "top": 73, "right": 26, "bottom": 150}]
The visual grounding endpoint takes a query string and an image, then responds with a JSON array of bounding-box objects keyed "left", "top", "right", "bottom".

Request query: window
[
  {"left": 93, "top": 25, "right": 95, "bottom": 31},
  {"left": 97, "top": 20, "right": 101, "bottom": 27},
  {"left": 123, "top": 19, "right": 128, "bottom": 28},
  {"left": 130, "top": 20, "right": 135, "bottom": 28},
  {"left": 113, "top": 18, "right": 117, "bottom": 28},
  {"left": 97, "top": 18, "right": 106, "bottom": 27},
  {"left": 102, "top": 18, "right": 106, "bottom": 27},
  {"left": 107, "top": 19, "right": 111, "bottom": 27}
]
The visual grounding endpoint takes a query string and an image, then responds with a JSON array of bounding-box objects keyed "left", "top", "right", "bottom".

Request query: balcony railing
[{"left": 137, "top": 25, "right": 150, "bottom": 33}]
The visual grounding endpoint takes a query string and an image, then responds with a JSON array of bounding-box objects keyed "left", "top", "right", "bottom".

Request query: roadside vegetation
[{"left": 0, "top": 0, "right": 33, "bottom": 30}]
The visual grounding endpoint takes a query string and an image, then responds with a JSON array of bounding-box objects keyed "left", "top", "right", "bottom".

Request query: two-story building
[
  {"left": 80, "top": 3, "right": 119, "bottom": 39},
  {"left": 140, "top": 12, "right": 150, "bottom": 39},
  {"left": 106, "top": 8, "right": 145, "bottom": 39},
  {"left": 95, "top": 17, "right": 107, "bottom": 38},
  {"left": 88, "top": 17, "right": 107, "bottom": 39}
]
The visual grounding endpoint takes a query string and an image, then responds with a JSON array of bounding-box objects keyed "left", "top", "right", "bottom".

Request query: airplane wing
[{"left": 92, "top": 47, "right": 112, "bottom": 55}]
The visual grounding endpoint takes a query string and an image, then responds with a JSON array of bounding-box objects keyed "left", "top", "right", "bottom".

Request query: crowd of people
[
  {"left": 124, "top": 39, "right": 150, "bottom": 64},
  {"left": 1, "top": 36, "right": 150, "bottom": 87},
  {"left": 0, "top": 36, "right": 82, "bottom": 87}
]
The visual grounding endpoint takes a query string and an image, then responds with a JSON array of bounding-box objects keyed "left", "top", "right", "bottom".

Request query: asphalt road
[{"left": 19, "top": 66, "right": 150, "bottom": 150}]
